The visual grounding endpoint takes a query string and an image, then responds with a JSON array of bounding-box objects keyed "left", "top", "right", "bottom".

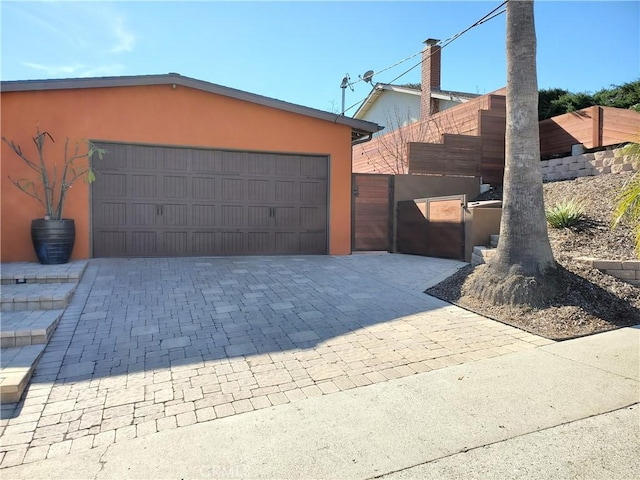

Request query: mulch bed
[{"left": 426, "top": 172, "right": 640, "bottom": 340}]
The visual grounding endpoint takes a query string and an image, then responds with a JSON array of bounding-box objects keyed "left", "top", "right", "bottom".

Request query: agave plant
[
  {"left": 611, "top": 142, "right": 640, "bottom": 258},
  {"left": 2, "top": 127, "right": 106, "bottom": 220}
]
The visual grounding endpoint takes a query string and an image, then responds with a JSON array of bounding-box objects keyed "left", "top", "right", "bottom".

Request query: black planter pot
[{"left": 31, "top": 219, "right": 76, "bottom": 265}]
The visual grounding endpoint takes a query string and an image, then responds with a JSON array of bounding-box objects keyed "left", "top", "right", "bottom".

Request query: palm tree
[{"left": 465, "top": 0, "right": 560, "bottom": 307}]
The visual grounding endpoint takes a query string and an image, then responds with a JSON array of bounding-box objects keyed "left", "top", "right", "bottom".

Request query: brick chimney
[{"left": 421, "top": 38, "right": 441, "bottom": 120}]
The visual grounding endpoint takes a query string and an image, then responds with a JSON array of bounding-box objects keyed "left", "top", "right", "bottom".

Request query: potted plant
[{"left": 2, "top": 127, "right": 106, "bottom": 264}]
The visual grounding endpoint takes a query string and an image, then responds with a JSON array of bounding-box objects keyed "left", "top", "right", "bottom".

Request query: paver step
[
  {"left": 471, "top": 245, "right": 497, "bottom": 266},
  {"left": 0, "top": 260, "right": 87, "bottom": 285},
  {"left": 490, "top": 234, "right": 500, "bottom": 248},
  {"left": 0, "top": 344, "right": 46, "bottom": 404},
  {"left": 0, "top": 309, "right": 64, "bottom": 348},
  {"left": 0, "top": 283, "right": 76, "bottom": 311}
]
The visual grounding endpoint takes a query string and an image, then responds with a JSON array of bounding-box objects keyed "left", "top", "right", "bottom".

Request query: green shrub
[{"left": 546, "top": 199, "right": 585, "bottom": 228}]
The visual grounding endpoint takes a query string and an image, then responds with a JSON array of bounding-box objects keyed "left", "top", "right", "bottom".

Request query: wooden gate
[
  {"left": 396, "top": 194, "right": 466, "bottom": 260},
  {"left": 352, "top": 174, "right": 393, "bottom": 251}
]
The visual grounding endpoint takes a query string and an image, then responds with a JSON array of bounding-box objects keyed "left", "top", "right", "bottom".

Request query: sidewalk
[{"left": 3, "top": 325, "right": 638, "bottom": 480}]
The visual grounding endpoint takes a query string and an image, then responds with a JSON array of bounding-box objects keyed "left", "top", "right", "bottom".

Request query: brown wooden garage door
[{"left": 91, "top": 143, "right": 328, "bottom": 257}]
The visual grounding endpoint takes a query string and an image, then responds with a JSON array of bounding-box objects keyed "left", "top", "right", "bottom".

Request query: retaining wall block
[
  {"left": 621, "top": 260, "right": 640, "bottom": 270},
  {"left": 605, "top": 269, "right": 636, "bottom": 280},
  {"left": 592, "top": 260, "right": 622, "bottom": 270},
  {"left": 568, "top": 162, "right": 582, "bottom": 171}
]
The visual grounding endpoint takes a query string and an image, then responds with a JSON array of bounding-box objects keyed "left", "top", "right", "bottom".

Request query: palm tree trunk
[{"left": 464, "top": 0, "right": 559, "bottom": 307}]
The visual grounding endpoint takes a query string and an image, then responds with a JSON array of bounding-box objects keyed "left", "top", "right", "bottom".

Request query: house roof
[
  {"left": 353, "top": 82, "right": 479, "bottom": 120},
  {"left": 1, "top": 73, "right": 383, "bottom": 142}
]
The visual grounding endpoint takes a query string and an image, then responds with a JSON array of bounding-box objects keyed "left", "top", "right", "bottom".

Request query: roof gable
[
  {"left": 353, "top": 82, "right": 479, "bottom": 120},
  {"left": 1, "top": 73, "right": 381, "bottom": 141}
]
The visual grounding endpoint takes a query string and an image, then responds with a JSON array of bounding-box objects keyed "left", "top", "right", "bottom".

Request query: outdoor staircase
[
  {"left": 472, "top": 234, "right": 500, "bottom": 266},
  {"left": 0, "top": 261, "right": 87, "bottom": 404}
]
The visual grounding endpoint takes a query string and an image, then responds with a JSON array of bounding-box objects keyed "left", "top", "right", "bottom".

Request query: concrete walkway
[
  {"left": 2, "top": 325, "right": 638, "bottom": 479},
  {"left": 0, "top": 254, "right": 556, "bottom": 469}
]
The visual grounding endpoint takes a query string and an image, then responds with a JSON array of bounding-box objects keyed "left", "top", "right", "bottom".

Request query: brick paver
[{"left": 0, "top": 254, "right": 553, "bottom": 467}]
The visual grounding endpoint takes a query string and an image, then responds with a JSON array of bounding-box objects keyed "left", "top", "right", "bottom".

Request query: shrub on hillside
[{"left": 546, "top": 199, "right": 585, "bottom": 229}]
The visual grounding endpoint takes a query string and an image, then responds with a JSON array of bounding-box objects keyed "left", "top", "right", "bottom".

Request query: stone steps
[
  {"left": 490, "top": 234, "right": 500, "bottom": 248},
  {"left": 1, "top": 260, "right": 87, "bottom": 285},
  {"left": 471, "top": 246, "right": 496, "bottom": 266},
  {"left": 0, "top": 310, "right": 65, "bottom": 348},
  {"left": 0, "top": 260, "right": 87, "bottom": 404},
  {"left": 0, "top": 344, "right": 47, "bottom": 404},
  {"left": 0, "top": 282, "right": 77, "bottom": 311}
]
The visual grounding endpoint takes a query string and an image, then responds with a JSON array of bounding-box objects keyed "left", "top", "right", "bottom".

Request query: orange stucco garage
[{"left": 1, "top": 74, "right": 380, "bottom": 262}]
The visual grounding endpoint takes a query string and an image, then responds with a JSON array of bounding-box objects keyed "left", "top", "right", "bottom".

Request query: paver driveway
[{"left": 0, "top": 254, "right": 552, "bottom": 468}]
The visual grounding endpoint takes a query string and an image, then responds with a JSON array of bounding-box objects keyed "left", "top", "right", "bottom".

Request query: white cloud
[
  {"left": 22, "top": 62, "right": 85, "bottom": 76},
  {"left": 79, "top": 64, "right": 125, "bottom": 77},
  {"left": 22, "top": 62, "right": 125, "bottom": 78},
  {"left": 110, "top": 17, "right": 135, "bottom": 54}
]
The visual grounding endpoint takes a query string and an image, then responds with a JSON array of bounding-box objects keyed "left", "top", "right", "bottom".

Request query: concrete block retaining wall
[
  {"left": 576, "top": 258, "right": 640, "bottom": 287},
  {"left": 541, "top": 147, "right": 640, "bottom": 182},
  {"left": 473, "top": 249, "right": 640, "bottom": 289}
]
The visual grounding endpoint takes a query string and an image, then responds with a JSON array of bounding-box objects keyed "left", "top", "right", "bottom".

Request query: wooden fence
[
  {"left": 539, "top": 106, "right": 640, "bottom": 157},
  {"left": 352, "top": 87, "right": 507, "bottom": 175}
]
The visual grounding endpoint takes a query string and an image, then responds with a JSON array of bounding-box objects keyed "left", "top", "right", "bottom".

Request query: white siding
[{"left": 357, "top": 91, "right": 421, "bottom": 136}]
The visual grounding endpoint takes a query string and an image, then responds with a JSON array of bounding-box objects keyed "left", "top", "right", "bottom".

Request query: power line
[{"left": 342, "top": 1, "right": 508, "bottom": 115}]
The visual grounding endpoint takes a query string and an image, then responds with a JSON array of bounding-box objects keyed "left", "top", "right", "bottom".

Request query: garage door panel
[
  {"left": 222, "top": 179, "right": 244, "bottom": 200},
  {"left": 220, "top": 232, "right": 245, "bottom": 254},
  {"left": 130, "top": 231, "right": 158, "bottom": 256},
  {"left": 164, "top": 149, "right": 190, "bottom": 171},
  {"left": 300, "top": 232, "right": 326, "bottom": 254},
  {"left": 192, "top": 150, "right": 221, "bottom": 174},
  {"left": 276, "top": 156, "right": 301, "bottom": 177},
  {"left": 130, "top": 146, "right": 156, "bottom": 170},
  {"left": 300, "top": 182, "right": 325, "bottom": 203},
  {"left": 192, "top": 232, "right": 216, "bottom": 255},
  {"left": 98, "top": 203, "right": 127, "bottom": 226},
  {"left": 94, "top": 232, "right": 126, "bottom": 257},
  {"left": 275, "top": 207, "right": 298, "bottom": 228},
  {"left": 301, "top": 157, "right": 326, "bottom": 178},
  {"left": 222, "top": 152, "right": 243, "bottom": 174},
  {"left": 163, "top": 176, "right": 188, "bottom": 198},
  {"left": 192, "top": 177, "right": 217, "bottom": 199},
  {"left": 275, "top": 232, "right": 298, "bottom": 253},
  {"left": 248, "top": 155, "right": 272, "bottom": 175},
  {"left": 248, "top": 180, "right": 270, "bottom": 201},
  {"left": 92, "top": 142, "right": 327, "bottom": 257},
  {"left": 132, "top": 175, "right": 157, "bottom": 198},
  {"left": 163, "top": 232, "right": 188, "bottom": 256},
  {"left": 221, "top": 206, "right": 244, "bottom": 226},
  {"left": 94, "top": 173, "right": 127, "bottom": 197},
  {"left": 300, "top": 207, "right": 324, "bottom": 229},
  {"left": 132, "top": 203, "right": 157, "bottom": 226},
  {"left": 248, "top": 206, "right": 271, "bottom": 227},
  {"left": 248, "top": 232, "right": 271, "bottom": 253},
  {"left": 163, "top": 204, "right": 188, "bottom": 226},
  {"left": 192, "top": 205, "right": 215, "bottom": 226},
  {"left": 275, "top": 181, "right": 297, "bottom": 202}
]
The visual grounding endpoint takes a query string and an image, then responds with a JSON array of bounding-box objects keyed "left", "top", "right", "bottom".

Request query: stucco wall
[{"left": 1, "top": 84, "right": 354, "bottom": 261}]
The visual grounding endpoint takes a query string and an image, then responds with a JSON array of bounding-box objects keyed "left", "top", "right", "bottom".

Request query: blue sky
[{"left": 2, "top": 1, "right": 638, "bottom": 114}]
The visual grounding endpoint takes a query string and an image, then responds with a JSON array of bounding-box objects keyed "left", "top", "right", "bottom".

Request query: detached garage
[{"left": 1, "top": 74, "right": 380, "bottom": 261}]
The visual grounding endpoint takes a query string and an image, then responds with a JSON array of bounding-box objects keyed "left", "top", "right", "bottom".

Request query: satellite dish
[{"left": 361, "top": 70, "right": 374, "bottom": 84}]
